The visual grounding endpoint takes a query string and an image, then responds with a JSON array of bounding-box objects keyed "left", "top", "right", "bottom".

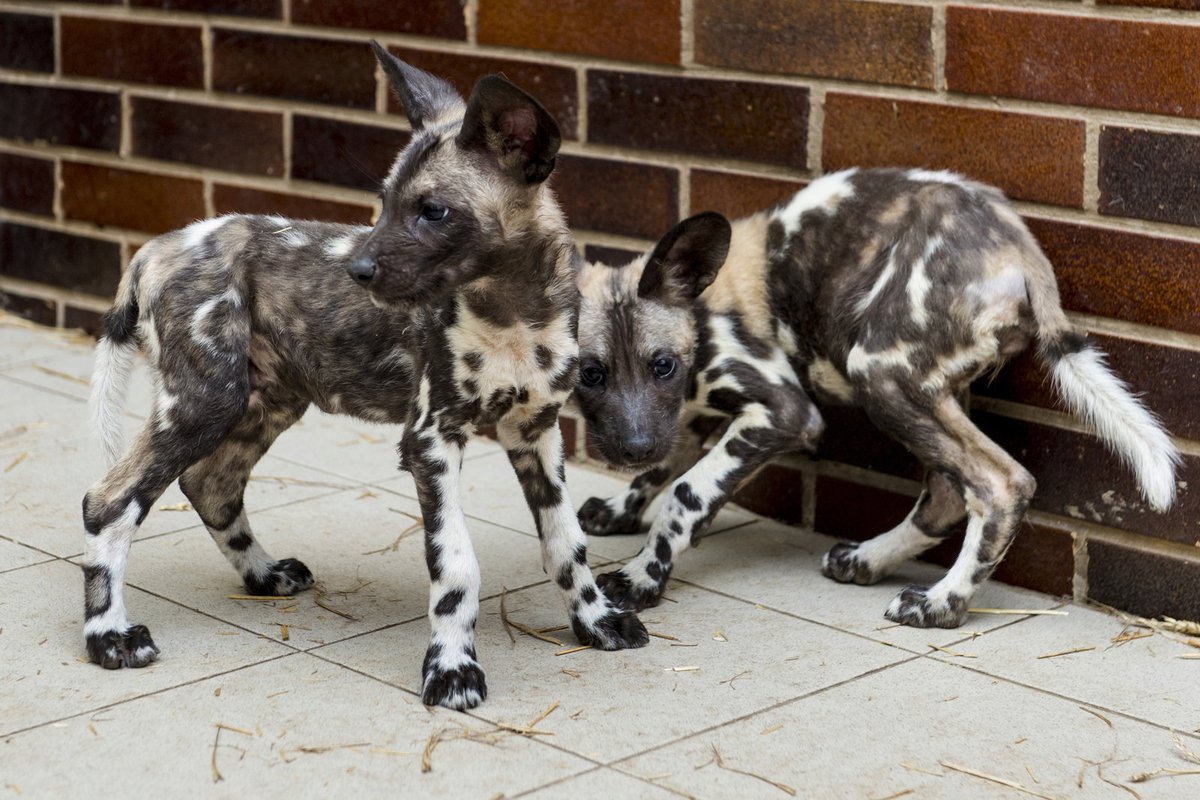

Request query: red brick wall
[{"left": 1, "top": 1, "right": 1197, "bottom": 618}]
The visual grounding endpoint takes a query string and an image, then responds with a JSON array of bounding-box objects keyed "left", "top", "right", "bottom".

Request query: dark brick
[
  {"left": 0, "top": 223, "right": 122, "bottom": 297},
  {"left": 384, "top": 46, "right": 578, "bottom": 139},
  {"left": 816, "top": 406, "right": 924, "bottom": 482},
  {"left": 813, "top": 474, "right": 916, "bottom": 543},
  {"left": 0, "top": 152, "right": 54, "bottom": 217},
  {"left": 0, "top": 12, "right": 54, "bottom": 72},
  {"left": 690, "top": 170, "right": 805, "bottom": 221},
  {"left": 1024, "top": 217, "right": 1200, "bottom": 336},
  {"left": 554, "top": 155, "right": 678, "bottom": 240},
  {"left": 1088, "top": 538, "right": 1200, "bottom": 620},
  {"left": 946, "top": 7, "right": 1200, "bottom": 119},
  {"left": 62, "top": 162, "right": 205, "bottom": 235},
  {"left": 1099, "top": 126, "right": 1200, "bottom": 229},
  {"left": 823, "top": 94, "right": 1085, "bottom": 208},
  {"left": 130, "top": 0, "right": 281, "bottom": 16},
  {"left": 695, "top": 0, "right": 934, "bottom": 88},
  {"left": 478, "top": 0, "right": 679, "bottom": 65},
  {"left": 582, "top": 244, "right": 641, "bottom": 266},
  {"left": 291, "top": 115, "right": 409, "bottom": 192},
  {"left": 588, "top": 71, "right": 808, "bottom": 167},
  {"left": 65, "top": 305, "right": 104, "bottom": 337},
  {"left": 974, "top": 411, "right": 1198, "bottom": 546},
  {"left": 1098, "top": 0, "right": 1200, "bottom": 9},
  {"left": 131, "top": 98, "right": 284, "bottom": 177},
  {"left": 733, "top": 462, "right": 806, "bottom": 525},
  {"left": 0, "top": 291, "right": 56, "bottom": 327},
  {"left": 975, "top": 333, "right": 1200, "bottom": 443},
  {"left": 213, "top": 184, "right": 373, "bottom": 225},
  {"left": 559, "top": 416, "right": 577, "bottom": 457},
  {"left": 212, "top": 29, "right": 376, "bottom": 109},
  {"left": 0, "top": 83, "right": 120, "bottom": 152},
  {"left": 291, "top": 0, "right": 464, "bottom": 39},
  {"left": 61, "top": 16, "right": 202, "bottom": 88}
]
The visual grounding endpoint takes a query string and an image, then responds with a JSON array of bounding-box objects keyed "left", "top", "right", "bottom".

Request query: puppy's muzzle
[{"left": 346, "top": 255, "right": 376, "bottom": 286}]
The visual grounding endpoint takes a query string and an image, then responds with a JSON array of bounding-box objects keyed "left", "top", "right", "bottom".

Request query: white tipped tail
[
  {"left": 89, "top": 336, "right": 136, "bottom": 468},
  {"left": 1051, "top": 346, "right": 1180, "bottom": 511}
]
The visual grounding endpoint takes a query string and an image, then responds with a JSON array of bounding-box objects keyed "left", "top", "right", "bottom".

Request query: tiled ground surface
[{"left": 3, "top": 315, "right": 1199, "bottom": 799}]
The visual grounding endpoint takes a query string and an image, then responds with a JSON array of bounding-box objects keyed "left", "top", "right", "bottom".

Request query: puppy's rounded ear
[
  {"left": 370, "top": 41, "right": 462, "bottom": 130},
  {"left": 638, "top": 212, "right": 732, "bottom": 306},
  {"left": 457, "top": 75, "right": 562, "bottom": 184}
]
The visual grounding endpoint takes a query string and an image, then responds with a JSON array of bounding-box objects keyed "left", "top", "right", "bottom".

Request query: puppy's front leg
[
  {"left": 402, "top": 400, "right": 486, "bottom": 710},
  {"left": 598, "top": 398, "right": 822, "bottom": 611},
  {"left": 497, "top": 411, "right": 649, "bottom": 650}
]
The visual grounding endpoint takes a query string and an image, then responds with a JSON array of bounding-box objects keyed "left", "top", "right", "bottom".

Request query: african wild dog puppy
[
  {"left": 82, "top": 43, "right": 647, "bottom": 709},
  {"left": 574, "top": 168, "right": 1180, "bottom": 628}
]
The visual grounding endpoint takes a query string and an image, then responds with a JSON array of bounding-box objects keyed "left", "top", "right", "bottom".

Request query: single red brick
[
  {"left": 212, "top": 29, "right": 376, "bottom": 109},
  {"left": 588, "top": 71, "right": 808, "bottom": 167},
  {"left": 384, "top": 46, "right": 578, "bottom": 140},
  {"left": 1099, "top": 126, "right": 1200, "bottom": 230},
  {"left": 0, "top": 291, "right": 56, "bottom": 327},
  {"left": 0, "top": 222, "right": 122, "bottom": 297},
  {"left": 65, "top": 306, "right": 105, "bottom": 336},
  {"left": 0, "top": 12, "right": 54, "bottom": 72},
  {"left": 291, "top": 0, "right": 464, "bottom": 39},
  {"left": 823, "top": 94, "right": 1085, "bottom": 208},
  {"left": 130, "top": 0, "right": 280, "bottom": 15},
  {"left": 947, "top": 6, "right": 1200, "bottom": 119},
  {"left": 212, "top": 184, "right": 373, "bottom": 226},
  {"left": 1099, "top": 0, "right": 1200, "bottom": 8},
  {"left": 695, "top": 0, "right": 934, "bottom": 88},
  {"left": 291, "top": 115, "right": 410, "bottom": 192},
  {"left": 62, "top": 162, "right": 205, "bottom": 235},
  {"left": 132, "top": 98, "right": 284, "bottom": 176},
  {"left": 61, "top": 16, "right": 202, "bottom": 88},
  {"left": 1088, "top": 538, "right": 1200, "bottom": 620},
  {"left": 478, "top": 0, "right": 680, "bottom": 65},
  {"left": 689, "top": 170, "right": 806, "bottom": 220},
  {"left": 0, "top": 83, "right": 120, "bottom": 151},
  {"left": 1024, "top": 217, "right": 1200, "bottom": 336},
  {"left": 0, "top": 152, "right": 54, "bottom": 217},
  {"left": 733, "top": 462, "right": 806, "bottom": 525},
  {"left": 554, "top": 155, "right": 678, "bottom": 240}
]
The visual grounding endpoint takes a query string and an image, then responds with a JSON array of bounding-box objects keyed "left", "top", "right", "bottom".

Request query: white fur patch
[
  {"left": 774, "top": 169, "right": 858, "bottom": 237},
  {"left": 324, "top": 233, "right": 362, "bottom": 260},
  {"left": 855, "top": 246, "right": 897, "bottom": 317},
  {"left": 846, "top": 341, "right": 915, "bottom": 377},
  {"left": 905, "top": 168, "right": 968, "bottom": 188},
  {"left": 280, "top": 229, "right": 311, "bottom": 248},
  {"left": 181, "top": 216, "right": 228, "bottom": 251},
  {"left": 82, "top": 500, "right": 142, "bottom": 637},
  {"left": 189, "top": 287, "right": 243, "bottom": 358}
]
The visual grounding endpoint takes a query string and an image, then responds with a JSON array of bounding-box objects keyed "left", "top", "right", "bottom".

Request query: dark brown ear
[
  {"left": 637, "top": 212, "right": 732, "bottom": 306},
  {"left": 456, "top": 75, "right": 561, "bottom": 184},
  {"left": 370, "top": 40, "right": 461, "bottom": 130}
]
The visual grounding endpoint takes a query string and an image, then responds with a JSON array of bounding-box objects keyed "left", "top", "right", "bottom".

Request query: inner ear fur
[
  {"left": 637, "top": 212, "right": 732, "bottom": 306},
  {"left": 457, "top": 75, "right": 562, "bottom": 184}
]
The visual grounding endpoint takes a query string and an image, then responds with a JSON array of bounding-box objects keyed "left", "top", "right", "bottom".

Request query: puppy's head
[
  {"left": 347, "top": 42, "right": 563, "bottom": 308},
  {"left": 575, "top": 212, "right": 731, "bottom": 469}
]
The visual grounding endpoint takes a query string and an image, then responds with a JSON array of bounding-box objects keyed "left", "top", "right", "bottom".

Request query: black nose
[
  {"left": 346, "top": 255, "right": 376, "bottom": 286},
  {"left": 621, "top": 432, "right": 655, "bottom": 463}
]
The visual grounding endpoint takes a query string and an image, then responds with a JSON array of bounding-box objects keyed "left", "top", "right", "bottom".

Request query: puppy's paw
[
  {"left": 884, "top": 585, "right": 969, "bottom": 628},
  {"left": 596, "top": 569, "right": 664, "bottom": 612},
  {"left": 422, "top": 659, "right": 487, "bottom": 710},
  {"left": 821, "top": 542, "right": 883, "bottom": 585},
  {"left": 572, "top": 607, "right": 649, "bottom": 651},
  {"left": 87, "top": 624, "right": 160, "bottom": 669},
  {"left": 577, "top": 497, "right": 641, "bottom": 536},
  {"left": 244, "top": 557, "right": 315, "bottom": 596}
]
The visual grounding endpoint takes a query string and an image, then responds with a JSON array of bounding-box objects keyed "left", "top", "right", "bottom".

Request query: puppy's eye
[
  {"left": 652, "top": 356, "right": 677, "bottom": 379},
  {"left": 420, "top": 203, "right": 449, "bottom": 222},
  {"left": 580, "top": 364, "right": 605, "bottom": 387}
]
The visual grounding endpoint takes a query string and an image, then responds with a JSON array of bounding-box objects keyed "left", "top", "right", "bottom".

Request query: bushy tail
[
  {"left": 1023, "top": 249, "right": 1180, "bottom": 512},
  {"left": 89, "top": 285, "right": 140, "bottom": 468}
]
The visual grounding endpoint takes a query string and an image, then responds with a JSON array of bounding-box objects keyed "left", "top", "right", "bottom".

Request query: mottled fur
[
  {"left": 82, "top": 45, "right": 646, "bottom": 708},
  {"left": 575, "top": 168, "right": 1179, "bottom": 627}
]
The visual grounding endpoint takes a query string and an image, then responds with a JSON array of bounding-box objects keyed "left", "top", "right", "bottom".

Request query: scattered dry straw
[
  {"left": 500, "top": 588, "right": 565, "bottom": 646},
  {"left": 1036, "top": 646, "right": 1095, "bottom": 660},
  {"left": 228, "top": 594, "right": 293, "bottom": 602},
  {"left": 555, "top": 645, "right": 591, "bottom": 657},
  {"left": 1079, "top": 706, "right": 1113, "bottom": 727},
  {"left": 939, "top": 761, "right": 1061, "bottom": 800},
  {"left": 697, "top": 744, "right": 796, "bottom": 796},
  {"left": 968, "top": 608, "right": 1068, "bottom": 617},
  {"left": 4, "top": 452, "right": 27, "bottom": 473},
  {"left": 363, "top": 518, "right": 423, "bottom": 556}
]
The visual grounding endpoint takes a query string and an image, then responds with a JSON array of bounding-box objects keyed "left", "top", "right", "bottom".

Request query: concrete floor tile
[
  {"left": 319, "top": 580, "right": 912, "bottom": 764},
  {"left": 0, "top": 535, "right": 57, "bottom": 572},
  {"left": 521, "top": 767, "right": 685, "bottom": 799},
  {"left": 115, "top": 489, "right": 559, "bottom": 656},
  {"left": 0, "top": 559, "right": 291, "bottom": 737},
  {"left": 671, "top": 520, "right": 1061, "bottom": 651},
  {"left": 617, "top": 656, "right": 1196, "bottom": 800},
  {"left": 928, "top": 601, "right": 1200, "bottom": 732},
  {"left": 1, "top": 652, "right": 592, "bottom": 798},
  {"left": 0, "top": 319, "right": 91, "bottom": 370}
]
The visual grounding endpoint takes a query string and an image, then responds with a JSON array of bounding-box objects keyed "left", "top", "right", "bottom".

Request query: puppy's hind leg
[
  {"left": 179, "top": 398, "right": 312, "bottom": 596},
  {"left": 822, "top": 470, "right": 965, "bottom": 585}
]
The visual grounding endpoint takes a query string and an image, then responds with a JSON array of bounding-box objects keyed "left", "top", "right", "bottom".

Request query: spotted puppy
[
  {"left": 82, "top": 44, "right": 647, "bottom": 709},
  {"left": 574, "top": 168, "right": 1180, "bottom": 628}
]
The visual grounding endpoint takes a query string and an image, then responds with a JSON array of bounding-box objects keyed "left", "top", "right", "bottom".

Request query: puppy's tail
[
  {"left": 90, "top": 272, "right": 141, "bottom": 469},
  {"left": 1025, "top": 251, "right": 1180, "bottom": 512}
]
